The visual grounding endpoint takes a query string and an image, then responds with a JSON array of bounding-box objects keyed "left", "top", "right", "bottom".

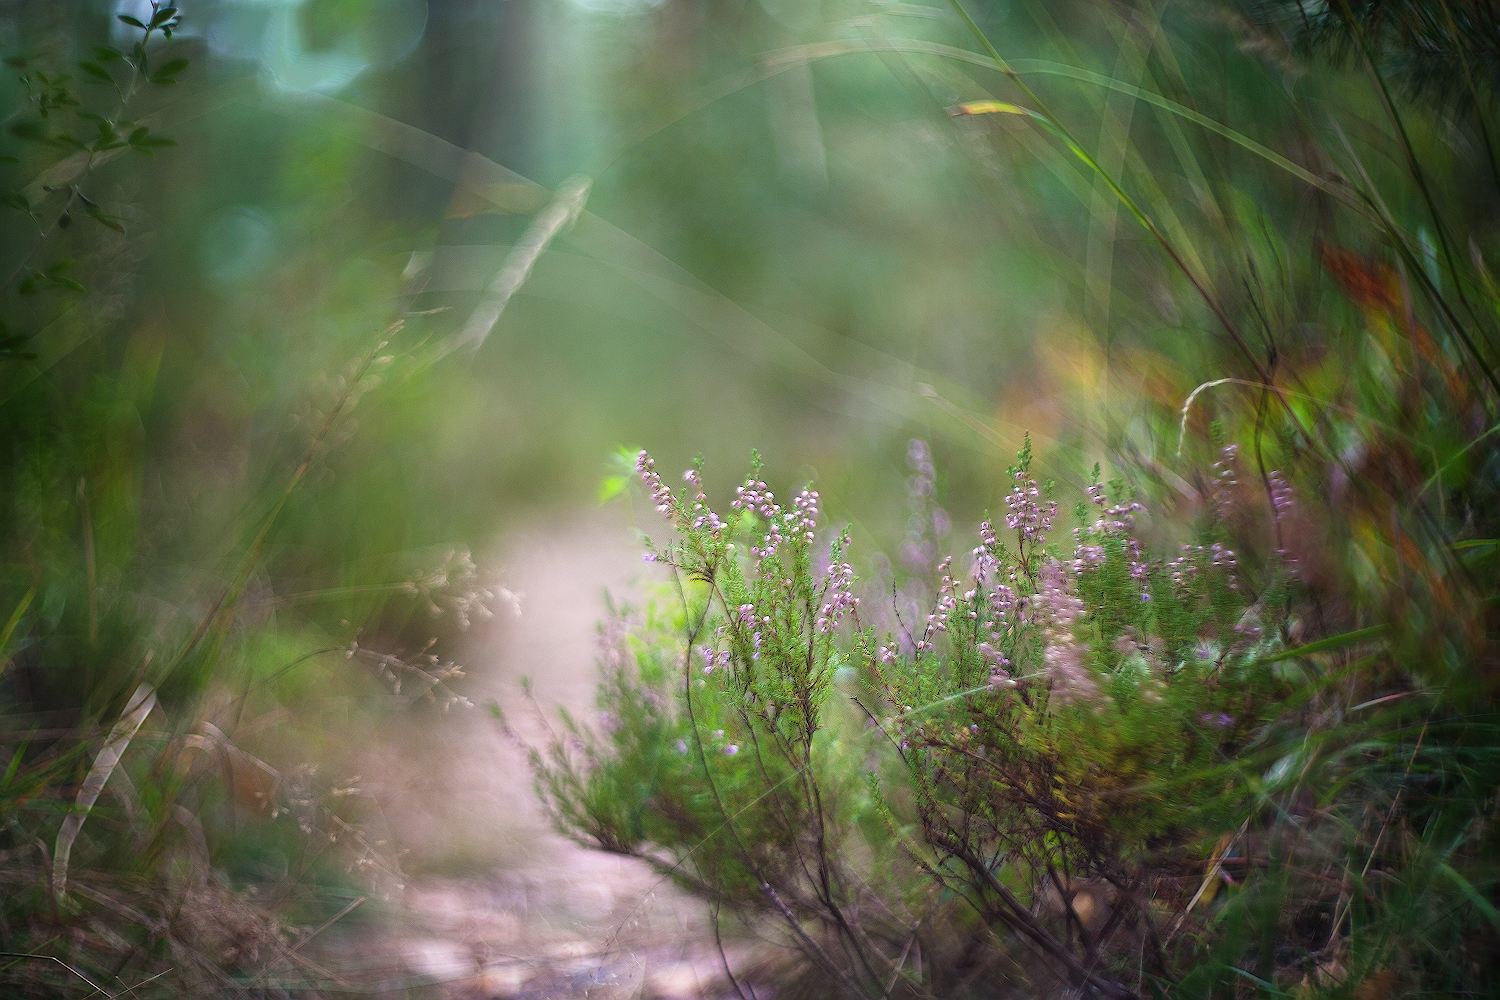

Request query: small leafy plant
[{"left": 0, "top": 1, "right": 187, "bottom": 360}]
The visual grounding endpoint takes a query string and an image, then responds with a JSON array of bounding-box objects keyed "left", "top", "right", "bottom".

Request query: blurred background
[{"left": 3, "top": 0, "right": 1497, "bottom": 995}]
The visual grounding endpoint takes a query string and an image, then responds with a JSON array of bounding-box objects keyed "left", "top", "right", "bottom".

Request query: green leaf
[
  {"left": 117, "top": 14, "right": 147, "bottom": 28},
  {"left": 0, "top": 334, "right": 37, "bottom": 359},
  {"left": 85, "top": 205, "right": 125, "bottom": 235},
  {"left": 1, "top": 191, "right": 30, "bottom": 214},
  {"left": 1440, "top": 864, "right": 1500, "bottom": 930},
  {"left": 3, "top": 56, "right": 28, "bottom": 70},
  {"left": 0, "top": 154, "right": 17, "bottom": 164},
  {"left": 92, "top": 46, "right": 122, "bottom": 62},
  {"left": 132, "top": 133, "right": 175, "bottom": 150},
  {"left": 77, "top": 61, "right": 114, "bottom": 84},
  {"left": 9, "top": 118, "right": 47, "bottom": 142},
  {"left": 1256, "top": 625, "right": 1391, "bottom": 664},
  {"left": 597, "top": 475, "right": 629, "bottom": 504},
  {"left": 149, "top": 58, "right": 189, "bottom": 85},
  {"left": 1, "top": 746, "right": 23, "bottom": 788},
  {"left": 150, "top": 6, "right": 179, "bottom": 27},
  {"left": 127, "top": 125, "right": 173, "bottom": 155}
]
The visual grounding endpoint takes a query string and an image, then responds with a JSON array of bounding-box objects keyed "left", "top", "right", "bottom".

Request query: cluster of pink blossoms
[
  {"left": 683, "top": 467, "right": 724, "bottom": 534},
  {"left": 732, "top": 478, "right": 821, "bottom": 564},
  {"left": 637, "top": 450, "right": 677, "bottom": 520},
  {"left": 1268, "top": 470, "right": 1294, "bottom": 522},
  {"left": 1071, "top": 483, "right": 1149, "bottom": 599},
  {"left": 902, "top": 440, "right": 949, "bottom": 570},
  {"left": 817, "top": 529, "right": 858, "bottom": 634},
  {"left": 1005, "top": 469, "right": 1057, "bottom": 549},
  {"left": 1212, "top": 444, "right": 1239, "bottom": 518},
  {"left": 1033, "top": 562, "right": 1100, "bottom": 707},
  {"left": 1168, "top": 542, "right": 1239, "bottom": 594},
  {"left": 1267, "top": 470, "right": 1300, "bottom": 578},
  {"left": 923, "top": 557, "right": 958, "bottom": 648},
  {"left": 698, "top": 645, "right": 731, "bottom": 674}
]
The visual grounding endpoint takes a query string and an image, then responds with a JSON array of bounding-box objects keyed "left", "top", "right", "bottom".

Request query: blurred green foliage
[{"left": 0, "top": 0, "right": 1497, "bottom": 995}]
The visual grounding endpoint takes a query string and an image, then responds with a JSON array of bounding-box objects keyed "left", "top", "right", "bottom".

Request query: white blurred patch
[
  {"left": 197, "top": 205, "right": 276, "bottom": 286},
  {"left": 403, "top": 938, "right": 473, "bottom": 981},
  {"left": 190, "top": 0, "right": 428, "bottom": 93}
]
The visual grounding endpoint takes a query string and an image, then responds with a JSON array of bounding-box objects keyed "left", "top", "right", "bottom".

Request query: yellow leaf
[{"left": 949, "top": 100, "right": 1027, "bottom": 117}]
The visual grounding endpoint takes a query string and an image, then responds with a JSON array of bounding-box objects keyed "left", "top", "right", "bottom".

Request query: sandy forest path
[{"left": 323, "top": 511, "right": 748, "bottom": 998}]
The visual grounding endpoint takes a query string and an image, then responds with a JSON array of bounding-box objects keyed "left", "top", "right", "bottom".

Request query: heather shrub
[{"left": 532, "top": 437, "right": 1317, "bottom": 997}]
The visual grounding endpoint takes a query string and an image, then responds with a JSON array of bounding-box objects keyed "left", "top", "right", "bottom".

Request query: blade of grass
[
  {"left": 945, "top": 0, "right": 1294, "bottom": 426},
  {"left": 0, "top": 584, "right": 36, "bottom": 679},
  {"left": 1256, "top": 625, "right": 1391, "bottom": 664},
  {"left": 1438, "top": 863, "right": 1500, "bottom": 930},
  {"left": 52, "top": 682, "right": 157, "bottom": 901}
]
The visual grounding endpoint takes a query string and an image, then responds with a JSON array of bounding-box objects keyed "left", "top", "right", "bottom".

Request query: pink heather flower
[
  {"left": 681, "top": 466, "right": 725, "bottom": 536},
  {"left": 988, "top": 582, "right": 1017, "bottom": 623},
  {"left": 1211, "top": 444, "right": 1238, "bottom": 518},
  {"left": 970, "top": 519, "right": 1001, "bottom": 583},
  {"left": 902, "top": 440, "right": 950, "bottom": 570},
  {"left": 1267, "top": 471, "right": 1301, "bottom": 576},
  {"left": 926, "top": 558, "right": 957, "bottom": 636},
  {"left": 977, "top": 642, "right": 1009, "bottom": 668},
  {"left": 1034, "top": 562, "right": 1100, "bottom": 708},
  {"left": 1268, "top": 471, "right": 1295, "bottom": 522},
  {"left": 816, "top": 530, "right": 858, "bottom": 633},
  {"left": 1071, "top": 482, "right": 1148, "bottom": 599},
  {"left": 637, "top": 451, "right": 679, "bottom": 521},
  {"left": 1005, "top": 471, "right": 1057, "bottom": 549},
  {"left": 724, "top": 744, "right": 739, "bottom": 756}
]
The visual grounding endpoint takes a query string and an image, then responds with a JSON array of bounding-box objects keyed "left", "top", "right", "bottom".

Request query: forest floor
[{"left": 305, "top": 513, "right": 749, "bottom": 998}]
